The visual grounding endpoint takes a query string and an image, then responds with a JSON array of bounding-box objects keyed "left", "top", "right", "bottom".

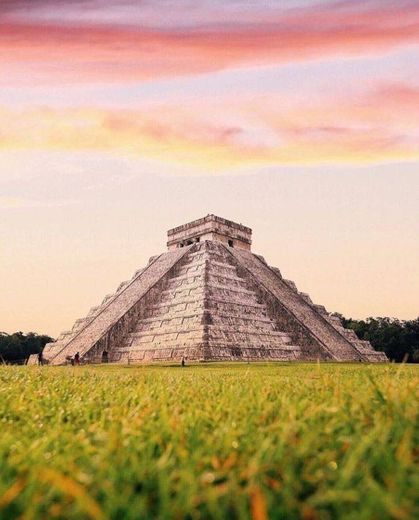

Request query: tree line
[
  {"left": 1, "top": 317, "right": 418, "bottom": 363},
  {"left": 337, "top": 316, "right": 419, "bottom": 363},
  {"left": 0, "top": 332, "right": 52, "bottom": 364}
]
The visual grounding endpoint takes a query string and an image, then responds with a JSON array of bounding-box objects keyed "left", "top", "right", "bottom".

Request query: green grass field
[{"left": 0, "top": 363, "right": 417, "bottom": 520}]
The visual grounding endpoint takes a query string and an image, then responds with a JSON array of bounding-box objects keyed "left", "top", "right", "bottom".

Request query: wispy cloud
[
  {"left": 1, "top": 82, "right": 418, "bottom": 169},
  {"left": 1, "top": 1, "right": 418, "bottom": 85},
  {"left": 0, "top": 196, "right": 77, "bottom": 209}
]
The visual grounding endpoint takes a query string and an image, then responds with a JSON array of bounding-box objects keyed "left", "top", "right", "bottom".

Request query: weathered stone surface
[
  {"left": 44, "top": 215, "right": 387, "bottom": 364},
  {"left": 167, "top": 214, "right": 252, "bottom": 251},
  {"left": 110, "top": 241, "right": 300, "bottom": 363},
  {"left": 43, "top": 247, "right": 193, "bottom": 364}
]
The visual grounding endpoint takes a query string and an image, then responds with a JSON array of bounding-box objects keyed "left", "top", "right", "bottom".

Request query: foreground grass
[{"left": 0, "top": 363, "right": 417, "bottom": 520}]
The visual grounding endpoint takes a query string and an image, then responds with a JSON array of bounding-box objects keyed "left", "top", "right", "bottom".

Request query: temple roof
[{"left": 167, "top": 214, "right": 252, "bottom": 250}]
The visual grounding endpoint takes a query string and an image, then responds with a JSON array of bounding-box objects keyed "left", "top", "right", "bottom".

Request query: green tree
[
  {"left": 337, "top": 316, "right": 419, "bottom": 362},
  {"left": 0, "top": 332, "right": 53, "bottom": 364}
]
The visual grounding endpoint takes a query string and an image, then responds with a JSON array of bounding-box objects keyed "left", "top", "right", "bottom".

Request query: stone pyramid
[{"left": 39, "top": 215, "right": 387, "bottom": 364}]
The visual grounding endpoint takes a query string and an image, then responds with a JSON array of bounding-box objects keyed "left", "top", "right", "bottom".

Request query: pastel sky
[{"left": 1, "top": 0, "right": 418, "bottom": 336}]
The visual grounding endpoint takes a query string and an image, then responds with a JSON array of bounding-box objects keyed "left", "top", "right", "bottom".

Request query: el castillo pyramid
[{"left": 39, "top": 215, "right": 387, "bottom": 364}]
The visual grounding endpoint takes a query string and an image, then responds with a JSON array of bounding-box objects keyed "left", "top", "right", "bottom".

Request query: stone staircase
[
  {"left": 267, "top": 268, "right": 387, "bottom": 362},
  {"left": 224, "top": 247, "right": 377, "bottom": 361},
  {"left": 113, "top": 241, "right": 300, "bottom": 362},
  {"left": 43, "top": 246, "right": 193, "bottom": 364},
  {"left": 226, "top": 249, "right": 387, "bottom": 362}
]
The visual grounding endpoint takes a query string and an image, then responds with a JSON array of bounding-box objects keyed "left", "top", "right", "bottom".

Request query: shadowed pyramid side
[{"left": 223, "top": 246, "right": 387, "bottom": 362}]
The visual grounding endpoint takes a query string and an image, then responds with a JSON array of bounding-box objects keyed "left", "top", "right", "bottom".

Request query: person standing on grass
[
  {"left": 181, "top": 356, "right": 185, "bottom": 367},
  {"left": 74, "top": 352, "right": 80, "bottom": 365},
  {"left": 38, "top": 350, "right": 43, "bottom": 366}
]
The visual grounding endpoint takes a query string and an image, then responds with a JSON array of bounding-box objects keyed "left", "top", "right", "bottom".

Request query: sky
[{"left": 0, "top": 0, "right": 418, "bottom": 336}]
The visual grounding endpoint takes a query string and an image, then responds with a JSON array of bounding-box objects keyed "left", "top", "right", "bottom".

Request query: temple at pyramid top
[
  {"left": 167, "top": 214, "right": 252, "bottom": 251},
  {"left": 34, "top": 214, "right": 388, "bottom": 365}
]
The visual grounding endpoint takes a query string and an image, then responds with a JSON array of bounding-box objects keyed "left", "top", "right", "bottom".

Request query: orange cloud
[
  {"left": 1, "top": 83, "right": 418, "bottom": 169},
  {"left": 1, "top": 1, "right": 418, "bottom": 85}
]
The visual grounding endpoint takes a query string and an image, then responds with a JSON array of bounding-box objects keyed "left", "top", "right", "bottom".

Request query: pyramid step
[
  {"left": 283, "top": 279, "right": 298, "bottom": 291},
  {"left": 116, "top": 280, "right": 130, "bottom": 292},
  {"left": 71, "top": 317, "right": 93, "bottom": 332},
  {"left": 176, "top": 264, "right": 205, "bottom": 276},
  {"left": 226, "top": 247, "right": 372, "bottom": 362},
  {"left": 57, "top": 330, "right": 73, "bottom": 341},
  {"left": 152, "top": 297, "right": 205, "bottom": 309},
  {"left": 210, "top": 260, "right": 236, "bottom": 270},
  {"left": 87, "top": 306, "right": 100, "bottom": 317},
  {"left": 160, "top": 283, "right": 205, "bottom": 297},
  {"left": 158, "top": 289, "right": 260, "bottom": 309},
  {"left": 206, "top": 282, "right": 256, "bottom": 297},
  {"left": 161, "top": 281, "right": 257, "bottom": 302},
  {"left": 313, "top": 304, "right": 328, "bottom": 314},
  {"left": 270, "top": 267, "right": 282, "bottom": 278},
  {"left": 352, "top": 340, "right": 376, "bottom": 353},
  {"left": 43, "top": 341, "right": 64, "bottom": 356},
  {"left": 147, "top": 297, "right": 266, "bottom": 312},
  {"left": 101, "top": 293, "right": 114, "bottom": 306},
  {"left": 363, "top": 351, "right": 388, "bottom": 362},
  {"left": 207, "top": 325, "right": 291, "bottom": 339},
  {"left": 128, "top": 332, "right": 204, "bottom": 347},
  {"left": 299, "top": 293, "right": 313, "bottom": 304},
  {"left": 208, "top": 343, "right": 300, "bottom": 352},
  {"left": 207, "top": 299, "right": 266, "bottom": 311},
  {"left": 209, "top": 314, "right": 274, "bottom": 327},
  {"left": 205, "top": 345, "right": 301, "bottom": 360},
  {"left": 130, "top": 327, "right": 203, "bottom": 339},
  {"left": 143, "top": 300, "right": 269, "bottom": 323},
  {"left": 133, "top": 312, "right": 202, "bottom": 327},
  {"left": 125, "top": 337, "right": 204, "bottom": 351},
  {"left": 146, "top": 302, "right": 204, "bottom": 316},
  {"left": 207, "top": 272, "right": 249, "bottom": 286},
  {"left": 325, "top": 315, "right": 343, "bottom": 327},
  {"left": 207, "top": 332, "right": 291, "bottom": 344},
  {"left": 127, "top": 338, "right": 204, "bottom": 351},
  {"left": 144, "top": 301, "right": 205, "bottom": 315},
  {"left": 134, "top": 324, "right": 198, "bottom": 335},
  {"left": 341, "top": 329, "right": 359, "bottom": 341},
  {"left": 165, "top": 274, "right": 205, "bottom": 287},
  {"left": 139, "top": 308, "right": 274, "bottom": 331},
  {"left": 132, "top": 318, "right": 285, "bottom": 337},
  {"left": 111, "top": 346, "right": 203, "bottom": 363}
]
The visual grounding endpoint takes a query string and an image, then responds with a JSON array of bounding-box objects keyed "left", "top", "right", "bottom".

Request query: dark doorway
[
  {"left": 228, "top": 239, "right": 234, "bottom": 247},
  {"left": 102, "top": 351, "right": 109, "bottom": 363}
]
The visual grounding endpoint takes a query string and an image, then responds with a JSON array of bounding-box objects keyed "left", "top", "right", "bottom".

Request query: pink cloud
[
  {"left": 0, "top": 1, "right": 418, "bottom": 85},
  {"left": 1, "top": 81, "right": 418, "bottom": 167}
]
